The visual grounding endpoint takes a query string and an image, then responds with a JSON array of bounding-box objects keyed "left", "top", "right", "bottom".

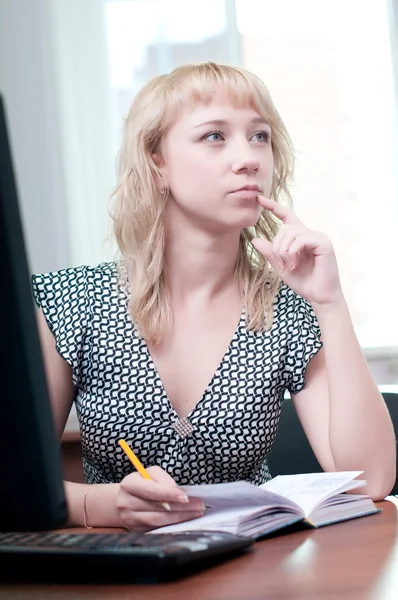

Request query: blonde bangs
[
  {"left": 110, "top": 62, "right": 294, "bottom": 344},
  {"left": 164, "top": 63, "right": 266, "bottom": 109}
]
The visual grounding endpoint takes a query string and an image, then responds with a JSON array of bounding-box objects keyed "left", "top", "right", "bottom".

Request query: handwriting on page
[{"left": 262, "top": 472, "right": 364, "bottom": 496}]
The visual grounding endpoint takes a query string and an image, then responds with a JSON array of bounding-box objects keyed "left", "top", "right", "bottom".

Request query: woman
[{"left": 33, "top": 62, "right": 396, "bottom": 532}]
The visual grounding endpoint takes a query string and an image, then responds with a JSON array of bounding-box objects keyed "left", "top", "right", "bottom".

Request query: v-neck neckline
[
  {"left": 118, "top": 261, "right": 247, "bottom": 420},
  {"left": 139, "top": 308, "right": 246, "bottom": 421}
]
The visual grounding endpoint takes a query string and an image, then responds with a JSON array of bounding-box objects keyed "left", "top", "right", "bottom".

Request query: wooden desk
[{"left": 1, "top": 498, "right": 398, "bottom": 599}]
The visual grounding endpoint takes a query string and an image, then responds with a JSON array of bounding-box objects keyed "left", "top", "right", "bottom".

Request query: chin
[
  {"left": 236, "top": 207, "right": 262, "bottom": 229},
  {"left": 223, "top": 217, "right": 259, "bottom": 233}
]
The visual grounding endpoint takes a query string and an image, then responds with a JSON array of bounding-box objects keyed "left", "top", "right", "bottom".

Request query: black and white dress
[{"left": 32, "top": 262, "right": 322, "bottom": 487}]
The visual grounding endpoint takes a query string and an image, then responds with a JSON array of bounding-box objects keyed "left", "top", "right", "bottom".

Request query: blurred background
[{"left": 1, "top": 0, "right": 397, "bottom": 393}]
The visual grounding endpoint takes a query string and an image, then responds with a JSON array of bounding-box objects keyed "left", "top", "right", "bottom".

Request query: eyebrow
[{"left": 193, "top": 117, "right": 270, "bottom": 129}]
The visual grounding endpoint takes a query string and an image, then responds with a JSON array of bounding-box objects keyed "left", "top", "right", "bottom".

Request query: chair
[{"left": 267, "top": 391, "right": 398, "bottom": 496}]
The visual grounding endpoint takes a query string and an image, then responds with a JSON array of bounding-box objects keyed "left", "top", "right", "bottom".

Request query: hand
[
  {"left": 116, "top": 466, "right": 205, "bottom": 532},
  {"left": 252, "top": 195, "right": 343, "bottom": 307}
]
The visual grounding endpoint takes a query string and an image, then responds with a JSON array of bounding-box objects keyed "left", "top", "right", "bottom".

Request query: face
[{"left": 158, "top": 94, "right": 274, "bottom": 234}]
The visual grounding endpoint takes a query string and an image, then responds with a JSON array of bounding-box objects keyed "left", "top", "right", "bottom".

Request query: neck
[{"left": 163, "top": 214, "right": 241, "bottom": 304}]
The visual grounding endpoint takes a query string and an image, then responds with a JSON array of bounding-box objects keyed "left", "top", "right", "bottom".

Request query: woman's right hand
[{"left": 116, "top": 466, "right": 205, "bottom": 532}]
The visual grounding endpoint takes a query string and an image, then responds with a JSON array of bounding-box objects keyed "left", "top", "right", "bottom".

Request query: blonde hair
[{"left": 110, "top": 62, "right": 294, "bottom": 344}]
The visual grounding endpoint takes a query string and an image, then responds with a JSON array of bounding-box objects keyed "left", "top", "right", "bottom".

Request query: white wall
[
  {"left": 0, "top": 0, "right": 116, "bottom": 274},
  {"left": 0, "top": 0, "right": 116, "bottom": 431},
  {"left": 0, "top": 0, "right": 70, "bottom": 274},
  {"left": 48, "top": 0, "right": 116, "bottom": 268}
]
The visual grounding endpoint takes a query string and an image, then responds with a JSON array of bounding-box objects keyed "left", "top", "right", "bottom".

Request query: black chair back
[{"left": 267, "top": 391, "right": 398, "bottom": 496}]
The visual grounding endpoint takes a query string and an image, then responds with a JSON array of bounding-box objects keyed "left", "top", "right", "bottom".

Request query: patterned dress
[{"left": 32, "top": 262, "right": 322, "bottom": 486}]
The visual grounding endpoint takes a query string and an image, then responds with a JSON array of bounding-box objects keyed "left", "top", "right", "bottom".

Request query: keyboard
[{"left": 0, "top": 530, "right": 254, "bottom": 583}]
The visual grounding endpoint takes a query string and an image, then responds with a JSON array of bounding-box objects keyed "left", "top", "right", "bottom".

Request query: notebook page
[
  {"left": 261, "top": 471, "right": 364, "bottom": 517},
  {"left": 149, "top": 505, "right": 275, "bottom": 535},
  {"left": 181, "top": 480, "right": 298, "bottom": 510}
]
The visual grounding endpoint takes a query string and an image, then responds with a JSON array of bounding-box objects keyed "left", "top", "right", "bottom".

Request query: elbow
[
  {"left": 366, "top": 465, "right": 396, "bottom": 502},
  {"left": 368, "top": 484, "right": 394, "bottom": 502},
  {"left": 365, "top": 432, "right": 397, "bottom": 501}
]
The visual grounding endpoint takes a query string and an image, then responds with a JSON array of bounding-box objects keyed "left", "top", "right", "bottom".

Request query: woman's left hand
[{"left": 252, "top": 195, "right": 343, "bottom": 307}]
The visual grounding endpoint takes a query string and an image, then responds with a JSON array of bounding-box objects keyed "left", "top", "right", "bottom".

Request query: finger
[
  {"left": 120, "top": 473, "right": 189, "bottom": 504},
  {"left": 145, "top": 466, "right": 188, "bottom": 509},
  {"left": 145, "top": 467, "right": 194, "bottom": 506},
  {"left": 120, "top": 493, "right": 205, "bottom": 513},
  {"left": 257, "top": 194, "right": 303, "bottom": 226},
  {"left": 287, "top": 250, "right": 300, "bottom": 270},
  {"left": 252, "top": 237, "right": 286, "bottom": 271},
  {"left": 146, "top": 466, "right": 180, "bottom": 487},
  {"left": 168, "top": 498, "right": 206, "bottom": 512},
  {"left": 124, "top": 509, "right": 205, "bottom": 532},
  {"left": 289, "top": 235, "right": 324, "bottom": 256},
  {"left": 273, "top": 228, "right": 299, "bottom": 270}
]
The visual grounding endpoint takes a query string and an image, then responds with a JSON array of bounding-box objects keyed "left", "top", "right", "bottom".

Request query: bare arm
[
  {"left": 292, "top": 300, "right": 396, "bottom": 501},
  {"left": 36, "top": 308, "right": 75, "bottom": 437},
  {"left": 37, "top": 308, "right": 203, "bottom": 529},
  {"left": 37, "top": 308, "right": 99, "bottom": 526},
  {"left": 253, "top": 194, "right": 396, "bottom": 502}
]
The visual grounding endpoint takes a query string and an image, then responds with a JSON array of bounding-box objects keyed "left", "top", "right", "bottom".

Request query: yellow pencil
[{"left": 118, "top": 439, "right": 171, "bottom": 511}]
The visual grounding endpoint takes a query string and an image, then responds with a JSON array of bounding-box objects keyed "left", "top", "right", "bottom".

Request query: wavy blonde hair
[{"left": 110, "top": 62, "right": 294, "bottom": 344}]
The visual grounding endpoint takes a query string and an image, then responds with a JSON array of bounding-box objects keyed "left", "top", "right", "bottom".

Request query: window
[
  {"left": 237, "top": 0, "right": 398, "bottom": 350},
  {"left": 105, "top": 0, "right": 235, "bottom": 158},
  {"left": 103, "top": 0, "right": 398, "bottom": 383}
]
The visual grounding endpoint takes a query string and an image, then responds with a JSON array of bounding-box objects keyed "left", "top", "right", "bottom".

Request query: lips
[
  {"left": 232, "top": 185, "right": 261, "bottom": 194},
  {"left": 231, "top": 186, "right": 261, "bottom": 200}
]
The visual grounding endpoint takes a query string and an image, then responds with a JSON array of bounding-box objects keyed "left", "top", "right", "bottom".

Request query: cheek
[
  {"left": 264, "top": 158, "right": 274, "bottom": 194},
  {"left": 264, "top": 151, "right": 274, "bottom": 173},
  {"left": 166, "top": 149, "right": 215, "bottom": 192},
  {"left": 266, "top": 172, "right": 273, "bottom": 193},
  {"left": 164, "top": 159, "right": 199, "bottom": 203}
]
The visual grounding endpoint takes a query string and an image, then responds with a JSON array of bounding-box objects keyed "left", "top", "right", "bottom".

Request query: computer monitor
[{"left": 0, "top": 94, "right": 68, "bottom": 531}]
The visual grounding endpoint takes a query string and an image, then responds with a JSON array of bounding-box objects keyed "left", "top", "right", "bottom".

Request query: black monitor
[{"left": 0, "top": 94, "right": 68, "bottom": 531}]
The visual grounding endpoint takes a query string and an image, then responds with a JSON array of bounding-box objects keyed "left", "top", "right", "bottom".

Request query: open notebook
[{"left": 150, "top": 472, "right": 380, "bottom": 539}]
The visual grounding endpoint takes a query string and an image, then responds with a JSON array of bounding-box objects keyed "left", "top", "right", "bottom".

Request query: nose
[{"left": 231, "top": 141, "right": 260, "bottom": 175}]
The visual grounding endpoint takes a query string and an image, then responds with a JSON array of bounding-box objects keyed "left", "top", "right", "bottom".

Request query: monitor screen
[{"left": 0, "top": 94, "right": 68, "bottom": 531}]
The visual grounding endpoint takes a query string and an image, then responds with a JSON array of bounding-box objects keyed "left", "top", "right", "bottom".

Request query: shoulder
[
  {"left": 32, "top": 261, "right": 121, "bottom": 307},
  {"left": 83, "top": 261, "right": 121, "bottom": 288},
  {"left": 84, "top": 261, "right": 128, "bottom": 308},
  {"left": 273, "top": 281, "right": 314, "bottom": 311},
  {"left": 33, "top": 261, "right": 119, "bottom": 287},
  {"left": 272, "top": 281, "right": 320, "bottom": 334},
  {"left": 272, "top": 281, "right": 299, "bottom": 318}
]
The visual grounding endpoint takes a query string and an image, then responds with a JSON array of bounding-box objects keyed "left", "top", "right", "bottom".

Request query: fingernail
[{"left": 176, "top": 493, "right": 189, "bottom": 503}]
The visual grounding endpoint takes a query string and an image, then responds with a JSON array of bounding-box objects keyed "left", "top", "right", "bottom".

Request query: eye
[
  {"left": 251, "top": 130, "right": 271, "bottom": 143},
  {"left": 203, "top": 130, "right": 225, "bottom": 142}
]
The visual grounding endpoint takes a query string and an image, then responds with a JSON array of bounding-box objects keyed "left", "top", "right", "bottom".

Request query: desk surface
[{"left": 1, "top": 498, "right": 398, "bottom": 599}]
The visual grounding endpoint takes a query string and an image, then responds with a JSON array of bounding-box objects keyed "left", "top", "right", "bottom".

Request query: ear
[{"left": 152, "top": 153, "right": 165, "bottom": 168}]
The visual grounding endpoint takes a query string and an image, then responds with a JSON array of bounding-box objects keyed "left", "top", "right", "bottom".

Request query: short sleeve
[
  {"left": 285, "top": 290, "right": 323, "bottom": 395},
  {"left": 32, "top": 266, "right": 90, "bottom": 386}
]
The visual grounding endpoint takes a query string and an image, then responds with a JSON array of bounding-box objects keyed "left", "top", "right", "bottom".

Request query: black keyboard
[{"left": 0, "top": 530, "right": 253, "bottom": 583}]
